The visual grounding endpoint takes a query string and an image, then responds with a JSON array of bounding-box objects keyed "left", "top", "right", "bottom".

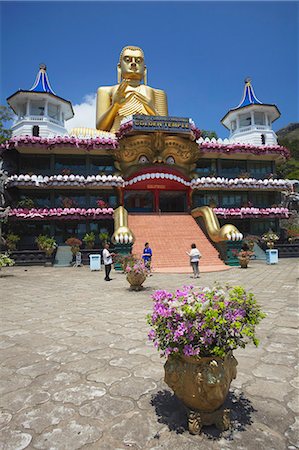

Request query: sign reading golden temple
[{"left": 132, "top": 115, "right": 191, "bottom": 134}]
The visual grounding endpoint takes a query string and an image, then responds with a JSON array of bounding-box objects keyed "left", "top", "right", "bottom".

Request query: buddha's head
[{"left": 118, "top": 46, "right": 147, "bottom": 84}]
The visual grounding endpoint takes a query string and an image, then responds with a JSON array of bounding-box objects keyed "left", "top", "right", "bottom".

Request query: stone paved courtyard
[{"left": 0, "top": 259, "right": 298, "bottom": 450}]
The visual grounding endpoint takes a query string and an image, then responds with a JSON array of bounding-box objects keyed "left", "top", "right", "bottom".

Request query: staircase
[
  {"left": 128, "top": 213, "right": 230, "bottom": 273},
  {"left": 54, "top": 245, "right": 73, "bottom": 267}
]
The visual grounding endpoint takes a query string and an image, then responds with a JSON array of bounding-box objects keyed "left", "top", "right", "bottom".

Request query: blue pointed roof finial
[
  {"left": 30, "top": 64, "right": 56, "bottom": 95},
  {"left": 235, "top": 77, "right": 263, "bottom": 109}
]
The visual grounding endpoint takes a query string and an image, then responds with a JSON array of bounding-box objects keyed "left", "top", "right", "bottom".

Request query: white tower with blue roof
[
  {"left": 221, "top": 78, "right": 280, "bottom": 145},
  {"left": 7, "top": 64, "right": 74, "bottom": 138}
]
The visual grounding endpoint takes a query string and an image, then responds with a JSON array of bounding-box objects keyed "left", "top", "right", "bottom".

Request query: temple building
[{"left": 0, "top": 48, "right": 295, "bottom": 270}]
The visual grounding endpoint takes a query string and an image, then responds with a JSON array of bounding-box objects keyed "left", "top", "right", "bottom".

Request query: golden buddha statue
[{"left": 96, "top": 46, "right": 168, "bottom": 133}]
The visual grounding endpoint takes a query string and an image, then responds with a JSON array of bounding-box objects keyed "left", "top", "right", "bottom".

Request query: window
[
  {"left": 89, "top": 156, "right": 115, "bottom": 175},
  {"left": 248, "top": 161, "right": 272, "bottom": 179},
  {"left": 30, "top": 101, "right": 44, "bottom": 116},
  {"left": 54, "top": 156, "right": 86, "bottom": 175},
  {"left": 251, "top": 192, "right": 276, "bottom": 208},
  {"left": 231, "top": 120, "right": 237, "bottom": 132},
  {"left": 239, "top": 114, "right": 251, "bottom": 127},
  {"left": 89, "top": 192, "right": 118, "bottom": 208},
  {"left": 48, "top": 103, "right": 59, "bottom": 120},
  {"left": 192, "top": 192, "right": 219, "bottom": 208},
  {"left": 221, "top": 192, "right": 248, "bottom": 208},
  {"left": 54, "top": 192, "right": 87, "bottom": 208},
  {"left": 194, "top": 160, "right": 213, "bottom": 176},
  {"left": 19, "top": 155, "right": 50, "bottom": 175},
  {"left": 220, "top": 160, "right": 247, "bottom": 178},
  {"left": 254, "top": 112, "right": 265, "bottom": 125}
]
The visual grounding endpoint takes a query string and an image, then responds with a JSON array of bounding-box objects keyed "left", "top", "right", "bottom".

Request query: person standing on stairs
[
  {"left": 142, "top": 242, "right": 153, "bottom": 276},
  {"left": 186, "top": 243, "right": 201, "bottom": 278}
]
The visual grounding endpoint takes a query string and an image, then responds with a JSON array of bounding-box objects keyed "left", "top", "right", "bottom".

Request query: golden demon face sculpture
[{"left": 113, "top": 132, "right": 201, "bottom": 178}]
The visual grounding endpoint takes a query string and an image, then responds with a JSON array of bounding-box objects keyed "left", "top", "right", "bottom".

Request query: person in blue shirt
[{"left": 142, "top": 242, "right": 152, "bottom": 276}]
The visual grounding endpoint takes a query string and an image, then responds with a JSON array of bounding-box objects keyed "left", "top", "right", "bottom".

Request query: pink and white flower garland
[
  {"left": 0, "top": 135, "right": 118, "bottom": 151},
  {"left": 213, "top": 207, "right": 289, "bottom": 218},
  {"left": 8, "top": 207, "right": 114, "bottom": 220}
]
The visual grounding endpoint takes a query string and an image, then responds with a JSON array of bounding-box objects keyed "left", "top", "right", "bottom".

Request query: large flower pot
[
  {"left": 239, "top": 257, "right": 249, "bottom": 268},
  {"left": 164, "top": 352, "right": 238, "bottom": 434},
  {"left": 126, "top": 272, "right": 146, "bottom": 291}
]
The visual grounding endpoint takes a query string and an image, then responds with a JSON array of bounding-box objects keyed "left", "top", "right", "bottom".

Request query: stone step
[{"left": 128, "top": 213, "right": 227, "bottom": 271}]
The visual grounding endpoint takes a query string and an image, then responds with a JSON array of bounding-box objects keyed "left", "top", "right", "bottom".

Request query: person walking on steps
[
  {"left": 102, "top": 242, "right": 115, "bottom": 281},
  {"left": 186, "top": 243, "right": 201, "bottom": 278},
  {"left": 142, "top": 242, "right": 153, "bottom": 276}
]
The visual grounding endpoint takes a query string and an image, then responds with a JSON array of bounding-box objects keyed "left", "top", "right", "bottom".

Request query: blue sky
[{"left": 0, "top": 1, "right": 298, "bottom": 137}]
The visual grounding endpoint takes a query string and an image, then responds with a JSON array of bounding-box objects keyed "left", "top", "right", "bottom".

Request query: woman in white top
[
  {"left": 102, "top": 242, "right": 114, "bottom": 281},
  {"left": 186, "top": 243, "right": 201, "bottom": 278}
]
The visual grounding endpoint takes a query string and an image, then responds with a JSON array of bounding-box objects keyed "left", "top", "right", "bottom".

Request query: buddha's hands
[{"left": 113, "top": 81, "right": 135, "bottom": 107}]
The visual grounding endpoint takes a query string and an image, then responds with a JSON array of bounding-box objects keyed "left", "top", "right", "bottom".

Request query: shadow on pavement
[{"left": 151, "top": 388, "right": 256, "bottom": 439}]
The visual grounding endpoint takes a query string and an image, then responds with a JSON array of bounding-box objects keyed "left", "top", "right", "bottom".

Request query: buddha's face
[{"left": 119, "top": 48, "right": 145, "bottom": 81}]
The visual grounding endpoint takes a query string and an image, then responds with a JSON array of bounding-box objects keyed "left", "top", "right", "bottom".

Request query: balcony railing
[{"left": 16, "top": 115, "right": 62, "bottom": 126}]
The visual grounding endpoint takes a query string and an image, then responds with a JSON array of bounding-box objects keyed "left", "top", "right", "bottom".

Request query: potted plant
[
  {"left": 233, "top": 244, "right": 254, "bottom": 268},
  {"left": 99, "top": 232, "right": 109, "bottom": 245},
  {"left": 261, "top": 230, "right": 279, "bottom": 249},
  {"left": 17, "top": 197, "right": 35, "bottom": 209},
  {"left": 124, "top": 255, "right": 147, "bottom": 291},
  {"left": 82, "top": 232, "right": 96, "bottom": 249},
  {"left": 5, "top": 232, "right": 20, "bottom": 251},
  {"left": 35, "top": 235, "right": 57, "bottom": 257},
  {"left": 147, "top": 284, "right": 265, "bottom": 434},
  {"left": 0, "top": 252, "right": 15, "bottom": 270},
  {"left": 65, "top": 237, "right": 82, "bottom": 256}
]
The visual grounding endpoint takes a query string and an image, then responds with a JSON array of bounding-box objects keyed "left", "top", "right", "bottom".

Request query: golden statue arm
[
  {"left": 96, "top": 87, "right": 120, "bottom": 131},
  {"left": 111, "top": 206, "right": 135, "bottom": 244},
  {"left": 191, "top": 206, "right": 243, "bottom": 243},
  {"left": 154, "top": 89, "right": 168, "bottom": 116}
]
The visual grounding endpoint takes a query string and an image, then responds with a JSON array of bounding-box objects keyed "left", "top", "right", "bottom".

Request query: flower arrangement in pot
[
  {"left": 232, "top": 243, "right": 254, "bottom": 268},
  {"left": 36, "top": 235, "right": 57, "bottom": 257},
  {"left": 147, "top": 284, "right": 265, "bottom": 434},
  {"left": 124, "top": 255, "right": 147, "bottom": 291},
  {"left": 65, "top": 237, "right": 82, "bottom": 256},
  {"left": 82, "top": 232, "right": 96, "bottom": 249},
  {"left": 261, "top": 230, "right": 279, "bottom": 249}
]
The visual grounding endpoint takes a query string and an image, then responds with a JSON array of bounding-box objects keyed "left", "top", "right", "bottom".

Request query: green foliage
[
  {"left": 82, "top": 232, "right": 96, "bottom": 248},
  {"left": 0, "top": 106, "right": 13, "bottom": 144},
  {"left": 147, "top": 284, "right": 266, "bottom": 358},
  {"left": 200, "top": 129, "right": 218, "bottom": 140},
  {"left": 17, "top": 197, "right": 35, "bottom": 208},
  {"left": 0, "top": 252, "right": 15, "bottom": 268},
  {"left": 99, "top": 232, "right": 109, "bottom": 243},
  {"left": 5, "top": 233, "right": 20, "bottom": 251},
  {"left": 36, "top": 235, "right": 57, "bottom": 256},
  {"left": 277, "top": 134, "right": 299, "bottom": 179}
]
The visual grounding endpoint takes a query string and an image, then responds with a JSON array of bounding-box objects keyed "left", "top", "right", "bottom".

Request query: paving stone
[
  {"left": 109, "top": 353, "right": 149, "bottom": 369},
  {"left": 285, "top": 416, "right": 299, "bottom": 447},
  {"left": 61, "top": 357, "right": 105, "bottom": 374},
  {"left": 109, "top": 377, "right": 156, "bottom": 401},
  {"left": 15, "top": 402, "right": 76, "bottom": 433},
  {"left": 287, "top": 397, "right": 299, "bottom": 414},
  {"left": 0, "top": 373, "right": 32, "bottom": 395},
  {"left": 252, "top": 363, "right": 294, "bottom": 381},
  {"left": 86, "top": 366, "right": 130, "bottom": 386},
  {"left": 0, "top": 429, "right": 32, "bottom": 450},
  {"left": 0, "top": 411, "right": 12, "bottom": 430},
  {"left": 32, "top": 418, "right": 103, "bottom": 449},
  {"left": 79, "top": 395, "right": 134, "bottom": 422},
  {"left": 0, "top": 387, "right": 50, "bottom": 414},
  {"left": 16, "top": 361, "right": 60, "bottom": 378},
  {"left": 245, "top": 380, "right": 293, "bottom": 402},
  {"left": 261, "top": 352, "right": 297, "bottom": 365},
  {"left": 53, "top": 384, "right": 106, "bottom": 405}
]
